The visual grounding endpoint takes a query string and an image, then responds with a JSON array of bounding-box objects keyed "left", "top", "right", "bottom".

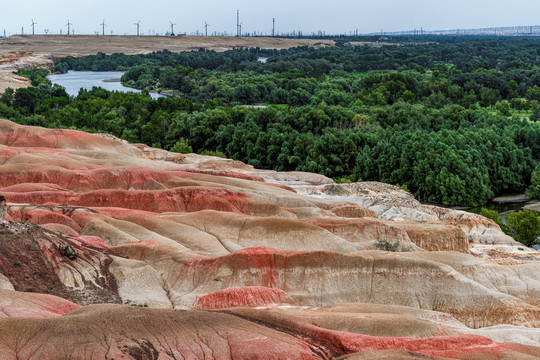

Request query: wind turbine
[
  {"left": 134, "top": 20, "right": 140, "bottom": 36},
  {"left": 204, "top": 21, "right": 210, "bottom": 36},
  {"left": 30, "top": 19, "right": 37, "bottom": 35},
  {"left": 169, "top": 21, "right": 176, "bottom": 36},
  {"left": 236, "top": 10, "right": 240, "bottom": 37},
  {"left": 66, "top": 19, "right": 72, "bottom": 35},
  {"left": 100, "top": 19, "right": 107, "bottom": 36},
  {"left": 238, "top": 22, "right": 243, "bottom": 37}
]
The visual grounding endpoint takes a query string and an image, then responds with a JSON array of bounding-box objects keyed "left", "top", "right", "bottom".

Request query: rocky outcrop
[
  {"left": 0, "top": 289, "right": 80, "bottom": 318},
  {"left": 295, "top": 182, "right": 519, "bottom": 246},
  {"left": 0, "top": 304, "right": 537, "bottom": 359},
  {"left": 0, "top": 119, "right": 539, "bottom": 357},
  {"left": 194, "top": 286, "right": 297, "bottom": 310},
  {"left": 0, "top": 195, "right": 5, "bottom": 222},
  {"left": 389, "top": 221, "right": 469, "bottom": 253},
  {"left": 0, "top": 220, "right": 120, "bottom": 305},
  {"left": 113, "top": 244, "right": 540, "bottom": 329}
]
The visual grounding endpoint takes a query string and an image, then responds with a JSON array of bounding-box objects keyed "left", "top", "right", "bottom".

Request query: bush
[
  {"left": 395, "top": 183, "right": 410, "bottom": 193},
  {"left": 199, "top": 150, "right": 226, "bottom": 158},
  {"left": 374, "top": 239, "right": 411, "bottom": 252},
  {"left": 170, "top": 138, "right": 192, "bottom": 153},
  {"left": 334, "top": 175, "right": 355, "bottom": 184},
  {"left": 505, "top": 209, "right": 540, "bottom": 247},
  {"left": 480, "top": 207, "right": 508, "bottom": 234}
]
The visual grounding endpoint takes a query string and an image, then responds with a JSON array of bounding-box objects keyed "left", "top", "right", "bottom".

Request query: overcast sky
[{"left": 2, "top": 0, "right": 540, "bottom": 36}]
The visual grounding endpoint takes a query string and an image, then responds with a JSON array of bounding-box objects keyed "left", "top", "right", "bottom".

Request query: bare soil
[{"left": 0, "top": 34, "right": 334, "bottom": 58}]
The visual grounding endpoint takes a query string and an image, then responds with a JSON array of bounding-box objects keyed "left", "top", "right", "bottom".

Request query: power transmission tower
[
  {"left": 66, "top": 20, "right": 72, "bottom": 35},
  {"left": 169, "top": 21, "right": 176, "bottom": 35},
  {"left": 100, "top": 20, "right": 107, "bottom": 35},
  {"left": 31, "top": 19, "right": 37, "bottom": 35},
  {"left": 134, "top": 20, "right": 140, "bottom": 36}
]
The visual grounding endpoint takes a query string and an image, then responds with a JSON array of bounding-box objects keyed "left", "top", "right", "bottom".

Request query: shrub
[
  {"left": 480, "top": 207, "right": 508, "bottom": 234},
  {"left": 170, "top": 138, "right": 192, "bottom": 153},
  {"left": 199, "top": 150, "right": 226, "bottom": 158},
  {"left": 505, "top": 209, "right": 540, "bottom": 247},
  {"left": 375, "top": 238, "right": 409, "bottom": 252},
  {"left": 334, "top": 175, "right": 355, "bottom": 184},
  {"left": 396, "top": 183, "right": 410, "bottom": 193}
]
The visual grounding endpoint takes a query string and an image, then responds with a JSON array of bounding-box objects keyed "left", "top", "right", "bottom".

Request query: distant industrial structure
[
  {"left": 2, "top": 16, "right": 540, "bottom": 38},
  {"left": 100, "top": 20, "right": 107, "bottom": 36},
  {"left": 169, "top": 21, "right": 176, "bottom": 36},
  {"left": 30, "top": 19, "right": 37, "bottom": 35},
  {"left": 66, "top": 19, "right": 72, "bottom": 35},
  {"left": 236, "top": 10, "right": 241, "bottom": 37},
  {"left": 373, "top": 25, "right": 540, "bottom": 37}
]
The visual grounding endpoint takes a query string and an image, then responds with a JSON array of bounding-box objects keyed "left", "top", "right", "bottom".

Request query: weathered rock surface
[
  {"left": 0, "top": 289, "right": 80, "bottom": 318},
  {"left": 113, "top": 244, "right": 540, "bottom": 328},
  {"left": 194, "top": 286, "right": 297, "bottom": 310},
  {"left": 0, "top": 118, "right": 539, "bottom": 358},
  {"left": 295, "top": 182, "right": 522, "bottom": 247},
  {"left": 0, "top": 195, "right": 6, "bottom": 222},
  {"left": 0, "top": 304, "right": 537, "bottom": 360},
  {"left": 0, "top": 220, "right": 120, "bottom": 305}
]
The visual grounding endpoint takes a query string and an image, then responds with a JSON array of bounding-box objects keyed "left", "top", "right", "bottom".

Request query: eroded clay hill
[{"left": 0, "top": 118, "right": 539, "bottom": 359}]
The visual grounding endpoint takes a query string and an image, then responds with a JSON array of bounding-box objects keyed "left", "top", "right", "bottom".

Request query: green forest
[{"left": 2, "top": 36, "right": 540, "bottom": 207}]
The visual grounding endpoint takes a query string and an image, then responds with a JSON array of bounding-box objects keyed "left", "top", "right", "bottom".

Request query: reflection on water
[{"left": 47, "top": 71, "right": 163, "bottom": 99}]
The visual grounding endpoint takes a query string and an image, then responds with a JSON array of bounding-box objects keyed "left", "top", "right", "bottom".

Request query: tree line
[{"left": 1, "top": 37, "right": 539, "bottom": 208}]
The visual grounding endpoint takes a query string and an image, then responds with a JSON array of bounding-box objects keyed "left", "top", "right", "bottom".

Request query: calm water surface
[{"left": 47, "top": 71, "right": 163, "bottom": 99}]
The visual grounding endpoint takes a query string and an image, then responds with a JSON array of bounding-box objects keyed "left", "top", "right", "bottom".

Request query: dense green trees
[
  {"left": 6, "top": 38, "right": 540, "bottom": 208},
  {"left": 527, "top": 166, "right": 540, "bottom": 199},
  {"left": 52, "top": 37, "right": 540, "bottom": 111},
  {"left": 3, "top": 80, "right": 538, "bottom": 207}
]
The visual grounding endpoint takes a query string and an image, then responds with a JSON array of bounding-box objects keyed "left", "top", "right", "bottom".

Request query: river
[
  {"left": 47, "top": 71, "right": 163, "bottom": 99},
  {"left": 465, "top": 201, "right": 531, "bottom": 222}
]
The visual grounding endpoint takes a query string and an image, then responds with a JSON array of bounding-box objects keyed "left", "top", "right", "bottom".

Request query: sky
[{"left": 2, "top": 0, "right": 540, "bottom": 36}]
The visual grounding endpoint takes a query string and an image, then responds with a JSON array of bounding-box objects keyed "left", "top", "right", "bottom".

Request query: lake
[{"left": 47, "top": 71, "right": 163, "bottom": 99}]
